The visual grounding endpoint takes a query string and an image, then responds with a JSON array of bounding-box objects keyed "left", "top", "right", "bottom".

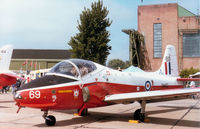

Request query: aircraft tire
[
  {"left": 45, "top": 115, "right": 56, "bottom": 126},
  {"left": 133, "top": 109, "right": 145, "bottom": 122}
]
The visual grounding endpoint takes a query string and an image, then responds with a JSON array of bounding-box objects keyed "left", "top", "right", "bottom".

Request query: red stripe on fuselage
[
  {"left": 16, "top": 82, "right": 184, "bottom": 110},
  {"left": 87, "top": 82, "right": 184, "bottom": 94}
]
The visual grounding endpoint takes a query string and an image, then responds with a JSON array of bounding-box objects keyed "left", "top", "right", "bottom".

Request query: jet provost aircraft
[
  {"left": 14, "top": 45, "right": 200, "bottom": 126},
  {"left": 0, "top": 45, "right": 22, "bottom": 89}
]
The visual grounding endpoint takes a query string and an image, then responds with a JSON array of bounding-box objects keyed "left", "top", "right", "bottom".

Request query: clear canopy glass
[{"left": 49, "top": 59, "right": 97, "bottom": 78}]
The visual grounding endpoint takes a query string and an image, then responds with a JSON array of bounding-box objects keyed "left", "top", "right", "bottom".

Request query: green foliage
[
  {"left": 179, "top": 67, "right": 200, "bottom": 78},
  {"left": 108, "top": 59, "right": 130, "bottom": 69},
  {"left": 68, "top": 0, "right": 112, "bottom": 65},
  {"left": 124, "top": 60, "right": 131, "bottom": 68}
]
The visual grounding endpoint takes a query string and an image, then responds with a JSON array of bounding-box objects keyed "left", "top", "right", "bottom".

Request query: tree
[
  {"left": 108, "top": 59, "right": 130, "bottom": 69},
  {"left": 68, "top": 0, "right": 112, "bottom": 65},
  {"left": 179, "top": 67, "right": 199, "bottom": 78}
]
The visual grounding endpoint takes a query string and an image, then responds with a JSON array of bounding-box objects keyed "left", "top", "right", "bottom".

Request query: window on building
[
  {"left": 153, "top": 23, "right": 162, "bottom": 58},
  {"left": 183, "top": 33, "right": 200, "bottom": 57}
]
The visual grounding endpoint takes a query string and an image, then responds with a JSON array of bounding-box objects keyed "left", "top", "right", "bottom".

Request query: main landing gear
[
  {"left": 77, "top": 104, "right": 88, "bottom": 116},
  {"left": 42, "top": 110, "right": 56, "bottom": 126},
  {"left": 78, "top": 108, "right": 88, "bottom": 116},
  {"left": 133, "top": 100, "right": 146, "bottom": 122}
]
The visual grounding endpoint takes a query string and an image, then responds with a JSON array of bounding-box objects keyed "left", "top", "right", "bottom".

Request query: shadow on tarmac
[
  {"left": 158, "top": 105, "right": 200, "bottom": 110},
  {"left": 146, "top": 105, "right": 199, "bottom": 115},
  {"left": 0, "top": 100, "right": 14, "bottom": 103},
  {"left": 0, "top": 100, "right": 14, "bottom": 108},
  {"left": 35, "top": 111, "right": 131, "bottom": 127},
  {"left": 0, "top": 106, "right": 10, "bottom": 108},
  {"left": 148, "top": 117, "right": 200, "bottom": 128},
  {"left": 54, "top": 109, "right": 77, "bottom": 115},
  {"left": 35, "top": 109, "right": 200, "bottom": 128},
  {"left": 2, "top": 93, "right": 198, "bottom": 128}
]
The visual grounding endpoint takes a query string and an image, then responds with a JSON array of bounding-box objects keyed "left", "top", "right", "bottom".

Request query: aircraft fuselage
[{"left": 15, "top": 62, "right": 183, "bottom": 111}]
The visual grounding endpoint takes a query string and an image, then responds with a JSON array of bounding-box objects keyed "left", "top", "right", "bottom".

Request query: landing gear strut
[
  {"left": 78, "top": 108, "right": 88, "bottom": 116},
  {"left": 133, "top": 100, "right": 146, "bottom": 122},
  {"left": 77, "top": 104, "right": 88, "bottom": 116},
  {"left": 42, "top": 110, "right": 56, "bottom": 126}
]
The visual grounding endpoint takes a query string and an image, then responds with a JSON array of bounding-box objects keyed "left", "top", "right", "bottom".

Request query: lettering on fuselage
[{"left": 29, "top": 90, "right": 41, "bottom": 99}]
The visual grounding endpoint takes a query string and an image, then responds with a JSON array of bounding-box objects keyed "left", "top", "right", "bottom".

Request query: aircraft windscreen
[
  {"left": 69, "top": 59, "right": 97, "bottom": 77},
  {"left": 49, "top": 61, "right": 79, "bottom": 77}
]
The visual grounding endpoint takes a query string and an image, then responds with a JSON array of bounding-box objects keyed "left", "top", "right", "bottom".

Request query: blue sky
[{"left": 0, "top": 0, "right": 199, "bottom": 62}]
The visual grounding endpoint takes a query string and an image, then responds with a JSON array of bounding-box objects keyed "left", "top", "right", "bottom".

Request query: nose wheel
[
  {"left": 42, "top": 110, "right": 56, "bottom": 126},
  {"left": 45, "top": 115, "right": 56, "bottom": 126}
]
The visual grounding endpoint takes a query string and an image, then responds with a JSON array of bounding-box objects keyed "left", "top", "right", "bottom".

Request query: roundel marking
[{"left": 145, "top": 81, "right": 151, "bottom": 91}]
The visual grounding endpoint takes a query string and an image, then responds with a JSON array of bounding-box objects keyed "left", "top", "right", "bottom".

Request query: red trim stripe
[
  {"left": 165, "top": 62, "right": 168, "bottom": 75},
  {"left": 177, "top": 78, "right": 200, "bottom": 81}
]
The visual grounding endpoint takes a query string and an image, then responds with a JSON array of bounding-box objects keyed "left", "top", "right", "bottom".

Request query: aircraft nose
[
  {"left": 13, "top": 91, "right": 23, "bottom": 110},
  {"left": 14, "top": 91, "right": 23, "bottom": 105},
  {"left": 14, "top": 92, "right": 22, "bottom": 100}
]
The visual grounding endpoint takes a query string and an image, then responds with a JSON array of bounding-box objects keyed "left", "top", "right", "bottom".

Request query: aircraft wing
[
  {"left": 0, "top": 73, "right": 24, "bottom": 89},
  {"left": 104, "top": 88, "right": 200, "bottom": 104}
]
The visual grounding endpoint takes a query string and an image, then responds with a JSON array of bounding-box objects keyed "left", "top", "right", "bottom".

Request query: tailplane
[
  {"left": 0, "top": 45, "right": 13, "bottom": 72},
  {"left": 156, "top": 45, "right": 178, "bottom": 76}
]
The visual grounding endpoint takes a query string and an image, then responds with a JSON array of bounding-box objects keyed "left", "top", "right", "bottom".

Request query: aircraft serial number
[{"left": 29, "top": 90, "right": 40, "bottom": 99}]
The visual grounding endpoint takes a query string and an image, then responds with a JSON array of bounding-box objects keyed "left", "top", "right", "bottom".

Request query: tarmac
[{"left": 0, "top": 92, "right": 200, "bottom": 129}]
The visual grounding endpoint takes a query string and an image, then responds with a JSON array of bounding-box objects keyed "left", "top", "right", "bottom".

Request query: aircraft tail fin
[
  {"left": 156, "top": 45, "right": 178, "bottom": 76},
  {"left": 0, "top": 45, "right": 13, "bottom": 72}
]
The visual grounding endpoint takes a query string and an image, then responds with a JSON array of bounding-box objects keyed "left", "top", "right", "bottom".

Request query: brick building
[{"left": 138, "top": 3, "right": 200, "bottom": 72}]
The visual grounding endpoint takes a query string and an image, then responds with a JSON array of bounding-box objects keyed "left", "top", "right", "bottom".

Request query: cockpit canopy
[{"left": 49, "top": 59, "right": 97, "bottom": 78}]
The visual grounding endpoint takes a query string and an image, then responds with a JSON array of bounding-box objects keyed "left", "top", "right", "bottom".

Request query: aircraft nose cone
[
  {"left": 13, "top": 91, "right": 23, "bottom": 110},
  {"left": 14, "top": 92, "right": 22, "bottom": 100}
]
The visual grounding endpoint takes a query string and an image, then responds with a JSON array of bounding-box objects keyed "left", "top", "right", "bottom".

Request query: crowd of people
[{"left": 0, "top": 86, "right": 9, "bottom": 94}]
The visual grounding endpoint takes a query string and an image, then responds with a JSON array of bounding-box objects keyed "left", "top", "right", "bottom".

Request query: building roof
[
  {"left": 178, "top": 5, "right": 196, "bottom": 17},
  {"left": 138, "top": 3, "right": 196, "bottom": 17},
  {"left": 12, "top": 49, "right": 71, "bottom": 59}
]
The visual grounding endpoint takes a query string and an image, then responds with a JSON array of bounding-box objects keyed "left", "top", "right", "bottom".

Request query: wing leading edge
[{"left": 104, "top": 88, "right": 200, "bottom": 104}]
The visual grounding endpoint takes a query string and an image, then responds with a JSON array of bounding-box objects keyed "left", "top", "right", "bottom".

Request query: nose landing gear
[{"left": 42, "top": 110, "right": 56, "bottom": 126}]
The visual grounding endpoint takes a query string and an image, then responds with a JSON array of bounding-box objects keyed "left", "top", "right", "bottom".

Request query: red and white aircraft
[
  {"left": 14, "top": 45, "right": 200, "bottom": 126},
  {"left": 0, "top": 45, "right": 22, "bottom": 89}
]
